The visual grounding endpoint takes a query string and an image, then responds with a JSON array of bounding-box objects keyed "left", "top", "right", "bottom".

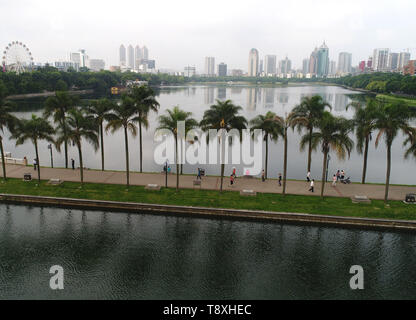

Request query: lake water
[
  {"left": 3, "top": 84, "right": 416, "bottom": 184},
  {"left": 0, "top": 204, "right": 415, "bottom": 299}
]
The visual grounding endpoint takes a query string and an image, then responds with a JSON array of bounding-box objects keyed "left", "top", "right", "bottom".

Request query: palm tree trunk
[
  {"left": 283, "top": 129, "right": 288, "bottom": 195},
  {"left": 362, "top": 136, "right": 369, "bottom": 184},
  {"left": 220, "top": 163, "right": 225, "bottom": 193},
  {"left": 0, "top": 136, "right": 7, "bottom": 181},
  {"left": 124, "top": 126, "right": 130, "bottom": 188},
  {"left": 34, "top": 140, "right": 41, "bottom": 183},
  {"left": 384, "top": 143, "right": 391, "bottom": 203},
  {"left": 63, "top": 121, "right": 68, "bottom": 169},
  {"left": 220, "top": 135, "right": 225, "bottom": 193},
  {"left": 320, "top": 150, "right": 328, "bottom": 198},
  {"left": 175, "top": 136, "right": 179, "bottom": 191},
  {"left": 307, "top": 127, "right": 313, "bottom": 172},
  {"left": 139, "top": 122, "right": 143, "bottom": 173},
  {"left": 100, "top": 121, "right": 105, "bottom": 171},
  {"left": 265, "top": 134, "right": 268, "bottom": 180},
  {"left": 77, "top": 141, "right": 84, "bottom": 185}
]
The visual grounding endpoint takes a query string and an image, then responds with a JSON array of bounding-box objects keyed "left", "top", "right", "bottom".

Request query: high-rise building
[
  {"left": 135, "top": 45, "right": 142, "bottom": 70},
  {"left": 337, "top": 52, "right": 352, "bottom": 74},
  {"left": 309, "top": 48, "right": 318, "bottom": 75},
  {"left": 372, "top": 48, "right": 390, "bottom": 71},
  {"left": 358, "top": 61, "right": 366, "bottom": 72},
  {"left": 264, "top": 55, "right": 277, "bottom": 76},
  {"left": 127, "top": 45, "right": 134, "bottom": 70},
  {"left": 302, "top": 59, "right": 309, "bottom": 74},
  {"left": 328, "top": 60, "right": 336, "bottom": 75},
  {"left": 259, "top": 59, "right": 264, "bottom": 74},
  {"left": 70, "top": 49, "right": 89, "bottom": 69},
  {"left": 279, "top": 56, "right": 291, "bottom": 75},
  {"left": 119, "top": 45, "right": 126, "bottom": 68},
  {"left": 142, "top": 46, "right": 149, "bottom": 60},
  {"left": 204, "top": 57, "right": 215, "bottom": 76},
  {"left": 217, "top": 62, "right": 227, "bottom": 77},
  {"left": 89, "top": 59, "right": 105, "bottom": 71},
  {"left": 316, "top": 42, "right": 329, "bottom": 77},
  {"left": 398, "top": 52, "right": 411, "bottom": 70},
  {"left": 388, "top": 52, "right": 399, "bottom": 71},
  {"left": 248, "top": 48, "right": 259, "bottom": 77},
  {"left": 367, "top": 57, "right": 373, "bottom": 69}
]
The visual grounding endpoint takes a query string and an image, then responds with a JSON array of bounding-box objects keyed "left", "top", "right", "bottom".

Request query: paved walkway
[{"left": 2, "top": 164, "right": 415, "bottom": 201}]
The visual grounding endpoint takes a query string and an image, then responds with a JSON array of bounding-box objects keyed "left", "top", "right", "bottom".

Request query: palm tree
[
  {"left": 11, "top": 115, "right": 55, "bottom": 183},
  {"left": 404, "top": 135, "right": 416, "bottom": 160},
  {"left": 44, "top": 91, "right": 78, "bottom": 168},
  {"left": 347, "top": 99, "right": 378, "bottom": 184},
  {"left": 301, "top": 111, "right": 354, "bottom": 198},
  {"left": 0, "top": 97, "right": 17, "bottom": 181},
  {"left": 374, "top": 101, "right": 415, "bottom": 203},
  {"left": 87, "top": 98, "right": 115, "bottom": 171},
  {"left": 157, "top": 106, "right": 198, "bottom": 191},
  {"left": 273, "top": 114, "right": 292, "bottom": 195},
  {"left": 59, "top": 108, "right": 99, "bottom": 186},
  {"left": 129, "top": 86, "right": 160, "bottom": 173},
  {"left": 105, "top": 95, "right": 138, "bottom": 188},
  {"left": 250, "top": 111, "right": 281, "bottom": 180},
  {"left": 200, "top": 100, "right": 247, "bottom": 192},
  {"left": 291, "top": 95, "right": 332, "bottom": 173}
]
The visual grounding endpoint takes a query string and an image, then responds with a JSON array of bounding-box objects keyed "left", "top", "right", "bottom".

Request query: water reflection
[
  {"left": 204, "top": 87, "right": 214, "bottom": 105},
  {"left": 0, "top": 204, "right": 415, "bottom": 299}
]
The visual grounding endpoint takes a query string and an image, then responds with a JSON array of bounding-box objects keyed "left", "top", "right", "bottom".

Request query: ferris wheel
[{"left": 2, "top": 41, "right": 34, "bottom": 74}]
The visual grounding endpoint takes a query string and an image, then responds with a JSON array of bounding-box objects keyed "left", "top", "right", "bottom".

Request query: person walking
[
  {"left": 332, "top": 174, "right": 337, "bottom": 187},
  {"left": 278, "top": 173, "right": 282, "bottom": 187},
  {"left": 261, "top": 170, "right": 265, "bottom": 182},
  {"left": 71, "top": 158, "right": 75, "bottom": 170},
  {"left": 307, "top": 171, "right": 311, "bottom": 182},
  {"left": 230, "top": 174, "right": 235, "bottom": 187},
  {"left": 197, "top": 168, "right": 202, "bottom": 180},
  {"left": 336, "top": 170, "right": 341, "bottom": 181},
  {"left": 309, "top": 179, "right": 315, "bottom": 193},
  {"left": 33, "top": 158, "right": 37, "bottom": 171}
]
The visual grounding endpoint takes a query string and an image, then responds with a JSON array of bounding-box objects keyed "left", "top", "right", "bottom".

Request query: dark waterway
[{"left": 0, "top": 204, "right": 415, "bottom": 300}]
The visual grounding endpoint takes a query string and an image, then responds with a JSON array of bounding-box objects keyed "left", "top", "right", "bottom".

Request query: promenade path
[{"left": 2, "top": 164, "right": 415, "bottom": 201}]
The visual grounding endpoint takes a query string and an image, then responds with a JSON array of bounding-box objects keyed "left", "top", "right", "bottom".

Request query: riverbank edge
[{"left": 1, "top": 193, "right": 415, "bottom": 232}]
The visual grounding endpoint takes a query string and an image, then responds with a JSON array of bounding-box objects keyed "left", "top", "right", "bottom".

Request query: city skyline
[{"left": 2, "top": 0, "right": 416, "bottom": 73}]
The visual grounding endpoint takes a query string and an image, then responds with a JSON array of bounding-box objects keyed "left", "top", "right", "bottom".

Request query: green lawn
[
  {"left": 376, "top": 94, "right": 416, "bottom": 107},
  {"left": 1, "top": 178, "right": 415, "bottom": 221}
]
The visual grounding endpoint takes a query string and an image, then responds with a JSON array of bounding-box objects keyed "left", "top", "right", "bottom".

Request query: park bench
[
  {"left": 240, "top": 189, "right": 257, "bottom": 196},
  {"left": 351, "top": 195, "right": 371, "bottom": 204},
  {"left": 145, "top": 184, "right": 161, "bottom": 191},
  {"left": 48, "top": 178, "right": 63, "bottom": 185}
]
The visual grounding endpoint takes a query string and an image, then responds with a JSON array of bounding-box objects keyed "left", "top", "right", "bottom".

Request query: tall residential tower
[{"left": 248, "top": 48, "right": 259, "bottom": 77}]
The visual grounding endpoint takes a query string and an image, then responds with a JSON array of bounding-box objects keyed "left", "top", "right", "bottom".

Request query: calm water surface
[
  {"left": 3, "top": 84, "right": 416, "bottom": 184},
  {"left": 0, "top": 204, "right": 415, "bottom": 300}
]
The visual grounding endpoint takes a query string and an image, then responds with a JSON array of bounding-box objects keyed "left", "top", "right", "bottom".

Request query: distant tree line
[
  {"left": 0, "top": 67, "right": 187, "bottom": 97},
  {"left": 324, "top": 72, "right": 416, "bottom": 96},
  {"left": 1, "top": 68, "right": 416, "bottom": 98}
]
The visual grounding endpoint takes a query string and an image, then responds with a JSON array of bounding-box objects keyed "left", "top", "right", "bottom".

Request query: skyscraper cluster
[
  {"left": 248, "top": 49, "right": 294, "bottom": 77},
  {"left": 372, "top": 49, "right": 410, "bottom": 72},
  {"left": 119, "top": 44, "right": 155, "bottom": 72}
]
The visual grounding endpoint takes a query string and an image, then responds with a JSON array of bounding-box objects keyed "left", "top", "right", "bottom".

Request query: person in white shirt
[
  {"left": 307, "top": 171, "right": 311, "bottom": 182},
  {"left": 332, "top": 174, "right": 337, "bottom": 187},
  {"left": 309, "top": 179, "right": 315, "bottom": 192}
]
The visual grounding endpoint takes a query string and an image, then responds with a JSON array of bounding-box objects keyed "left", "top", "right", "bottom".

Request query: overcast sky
[{"left": 2, "top": 0, "right": 415, "bottom": 72}]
